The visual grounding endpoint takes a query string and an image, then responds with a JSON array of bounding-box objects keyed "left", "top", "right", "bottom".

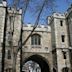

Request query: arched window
[
  {"left": 62, "top": 67, "right": 69, "bottom": 72},
  {"left": 31, "top": 34, "right": 41, "bottom": 45},
  {"left": 7, "top": 50, "right": 11, "bottom": 59}
]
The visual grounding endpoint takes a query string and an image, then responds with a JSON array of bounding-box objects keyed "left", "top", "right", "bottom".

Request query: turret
[
  {"left": 0, "top": 0, "right": 7, "bottom": 71},
  {"left": 49, "top": 13, "right": 70, "bottom": 72}
]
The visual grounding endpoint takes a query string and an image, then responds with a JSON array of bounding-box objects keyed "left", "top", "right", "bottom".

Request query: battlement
[
  {"left": 48, "top": 13, "right": 65, "bottom": 24},
  {"left": 65, "top": 4, "right": 72, "bottom": 17},
  {"left": 23, "top": 24, "right": 51, "bottom": 32},
  {"left": 52, "top": 13, "right": 65, "bottom": 18},
  {"left": 0, "top": 1, "right": 6, "bottom": 7},
  {"left": 7, "top": 7, "right": 22, "bottom": 15}
]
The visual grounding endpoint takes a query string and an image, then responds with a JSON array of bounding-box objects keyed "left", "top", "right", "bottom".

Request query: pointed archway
[{"left": 22, "top": 55, "right": 50, "bottom": 72}]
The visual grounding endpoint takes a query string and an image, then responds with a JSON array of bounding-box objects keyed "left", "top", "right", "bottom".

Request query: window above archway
[
  {"left": 31, "top": 34, "right": 41, "bottom": 45},
  {"left": 23, "top": 55, "right": 50, "bottom": 72}
]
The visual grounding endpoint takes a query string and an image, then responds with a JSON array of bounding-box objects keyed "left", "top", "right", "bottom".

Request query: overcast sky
[{"left": 7, "top": 0, "right": 72, "bottom": 24}]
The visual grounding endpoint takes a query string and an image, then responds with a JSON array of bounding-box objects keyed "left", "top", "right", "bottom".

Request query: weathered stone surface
[
  {"left": 0, "top": 1, "right": 72, "bottom": 72},
  {"left": 0, "top": 1, "right": 6, "bottom": 71}
]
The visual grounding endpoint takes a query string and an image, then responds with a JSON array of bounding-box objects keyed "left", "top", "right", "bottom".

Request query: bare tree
[
  {"left": 19, "top": 0, "right": 55, "bottom": 72},
  {"left": 2, "top": 0, "right": 71, "bottom": 72},
  {"left": 17, "top": 0, "right": 30, "bottom": 72},
  {"left": 12, "top": 0, "right": 55, "bottom": 72},
  {"left": 12, "top": 0, "right": 30, "bottom": 72},
  {"left": 21, "top": 0, "right": 55, "bottom": 46},
  {"left": 1, "top": 7, "right": 7, "bottom": 72},
  {"left": 21, "top": 0, "right": 71, "bottom": 46}
]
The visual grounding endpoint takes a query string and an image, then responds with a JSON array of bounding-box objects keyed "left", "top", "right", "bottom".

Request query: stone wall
[
  {"left": 22, "top": 24, "right": 51, "bottom": 53},
  {"left": 0, "top": 1, "right": 7, "bottom": 71}
]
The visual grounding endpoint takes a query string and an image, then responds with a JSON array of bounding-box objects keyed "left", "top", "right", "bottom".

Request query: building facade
[{"left": 0, "top": 0, "right": 72, "bottom": 72}]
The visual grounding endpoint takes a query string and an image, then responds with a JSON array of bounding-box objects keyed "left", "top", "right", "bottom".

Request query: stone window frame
[
  {"left": 31, "top": 34, "right": 41, "bottom": 45},
  {"left": 61, "top": 35, "right": 65, "bottom": 42},
  {"left": 60, "top": 20, "right": 63, "bottom": 26}
]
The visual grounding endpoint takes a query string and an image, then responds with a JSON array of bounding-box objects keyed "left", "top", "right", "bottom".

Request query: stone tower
[
  {"left": 66, "top": 4, "right": 72, "bottom": 71},
  {"left": 49, "top": 13, "right": 71, "bottom": 72},
  {"left": 4, "top": 7, "right": 22, "bottom": 71},
  {"left": 0, "top": 0, "right": 7, "bottom": 71},
  {"left": 0, "top": 0, "right": 72, "bottom": 72},
  {"left": 0, "top": 0, "right": 22, "bottom": 71}
]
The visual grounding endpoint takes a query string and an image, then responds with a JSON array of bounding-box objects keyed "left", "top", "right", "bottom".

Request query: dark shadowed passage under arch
[{"left": 22, "top": 55, "right": 50, "bottom": 72}]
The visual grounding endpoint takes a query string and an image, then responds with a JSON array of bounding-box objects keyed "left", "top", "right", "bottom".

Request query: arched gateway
[{"left": 22, "top": 55, "right": 50, "bottom": 72}]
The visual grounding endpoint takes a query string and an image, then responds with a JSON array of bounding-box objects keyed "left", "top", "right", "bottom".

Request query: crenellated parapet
[
  {"left": 23, "top": 24, "right": 51, "bottom": 32},
  {"left": 48, "top": 13, "right": 65, "bottom": 25},
  {"left": 0, "top": 0, "right": 7, "bottom": 7},
  {"left": 52, "top": 13, "right": 65, "bottom": 18},
  {"left": 7, "top": 7, "right": 22, "bottom": 15}
]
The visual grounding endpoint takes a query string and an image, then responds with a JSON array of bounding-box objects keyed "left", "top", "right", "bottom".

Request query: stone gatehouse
[{"left": 0, "top": 0, "right": 72, "bottom": 72}]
